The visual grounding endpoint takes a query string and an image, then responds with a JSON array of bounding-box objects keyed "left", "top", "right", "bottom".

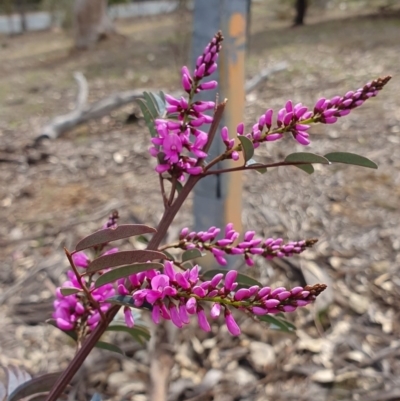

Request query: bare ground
[{"left": 1, "top": 2, "right": 400, "bottom": 401}]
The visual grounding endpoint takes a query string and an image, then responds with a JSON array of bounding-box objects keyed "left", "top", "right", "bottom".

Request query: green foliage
[
  {"left": 238, "top": 136, "right": 254, "bottom": 163},
  {"left": 136, "top": 91, "right": 166, "bottom": 139}
]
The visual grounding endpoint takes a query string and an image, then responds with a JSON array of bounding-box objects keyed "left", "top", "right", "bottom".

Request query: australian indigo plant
[{"left": 42, "top": 31, "right": 390, "bottom": 401}]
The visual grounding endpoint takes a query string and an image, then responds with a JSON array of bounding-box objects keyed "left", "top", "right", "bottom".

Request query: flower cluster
[
  {"left": 52, "top": 247, "right": 118, "bottom": 332},
  {"left": 313, "top": 75, "right": 391, "bottom": 124},
  {"left": 53, "top": 270, "right": 115, "bottom": 332},
  {"left": 176, "top": 224, "right": 316, "bottom": 266},
  {"left": 117, "top": 262, "right": 326, "bottom": 336},
  {"left": 220, "top": 75, "right": 391, "bottom": 158},
  {"left": 53, "top": 213, "right": 325, "bottom": 338},
  {"left": 149, "top": 32, "right": 224, "bottom": 179}
]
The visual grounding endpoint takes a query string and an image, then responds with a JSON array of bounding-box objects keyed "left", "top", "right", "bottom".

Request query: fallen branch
[
  {"left": 36, "top": 63, "right": 288, "bottom": 143},
  {"left": 245, "top": 61, "right": 288, "bottom": 93},
  {"left": 36, "top": 72, "right": 149, "bottom": 143}
]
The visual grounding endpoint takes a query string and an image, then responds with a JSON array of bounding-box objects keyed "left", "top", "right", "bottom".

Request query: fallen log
[{"left": 36, "top": 72, "right": 148, "bottom": 143}]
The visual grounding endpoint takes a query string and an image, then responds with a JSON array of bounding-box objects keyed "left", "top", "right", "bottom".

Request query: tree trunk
[
  {"left": 246, "top": 0, "right": 251, "bottom": 47},
  {"left": 293, "top": 0, "right": 308, "bottom": 26},
  {"left": 73, "top": 0, "right": 114, "bottom": 49},
  {"left": 15, "top": 0, "right": 27, "bottom": 33}
]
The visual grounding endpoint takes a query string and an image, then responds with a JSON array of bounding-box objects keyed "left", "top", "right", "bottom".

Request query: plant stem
[
  {"left": 64, "top": 248, "right": 106, "bottom": 323},
  {"left": 159, "top": 175, "right": 168, "bottom": 209},
  {"left": 167, "top": 176, "right": 177, "bottom": 206},
  {"left": 203, "top": 160, "right": 321, "bottom": 175}
]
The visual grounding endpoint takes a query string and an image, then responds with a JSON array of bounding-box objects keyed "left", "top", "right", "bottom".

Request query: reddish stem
[{"left": 64, "top": 248, "right": 106, "bottom": 323}]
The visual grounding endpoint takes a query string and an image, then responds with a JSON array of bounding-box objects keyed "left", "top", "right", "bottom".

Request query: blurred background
[{"left": 1, "top": 1, "right": 400, "bottom": 401}]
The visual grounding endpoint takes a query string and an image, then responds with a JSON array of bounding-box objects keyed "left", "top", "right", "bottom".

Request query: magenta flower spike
[
  {"left": 178, "top": 223, "right": 317, "bottom": 267},
  {"left": 148, "top": 33, "right": 225, "bottom": 180}
]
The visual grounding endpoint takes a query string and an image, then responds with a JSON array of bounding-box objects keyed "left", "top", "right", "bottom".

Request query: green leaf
[
  {"left": 46, "top": 319, "right": 77, "bottom": 341},
  {"left": 245, "top": 158, "right": 267, "bottom": 174},
  {"left": 181, "top": 261, "right": 194, "bottom": 269},
  {"left": 285, "top": 152, "right": 330, "bottom": 165},
  {"left": 106, "top": 296, "right": 153, "bottom": 311},
  {"left": 7, "top": 373, "right": 62, "bottom": 401},
  {"left": 258, "top": 315, "right": 296, "bottom": 332},
  {"left": 95, "top": 341, "right": 124, "bottom": 355},
  {"left": 159, "top": 90, "right": 166, "bottom": 104},
  {"left": 75, "top": 224, "right": 156, "bottom": 252},
  {"left": 166, "top": 178, "right": 183, "bottom": 194},
  {"left": 106, "top": 324, "right": 150, "bottom": 345},
  {"left": 3, "top": 366, "right": 32, "bottom": 400},
  {"left": 238, "top": 136, "right": 254, "bottom": 163},
  {"left": 157, "top": 152, "right": 166, "bottom": 165},
  {"left": 280, "top": 319, "right": 296, "bottom": 331},
  {"left": 95, "top": 263, "right": 163, "bottom": 287},
  {"left": 87, "top": 250, "right": 166, "bottom": 273},
  {"left": 324, "top": 152, "right": 378, "bottom": 169},
  {"left": 136, "top": 235, "right": 149, "bottom": 244},
  {"left": 106, "top": 295, "right": 135, "bottom": 308},
  {"left": 47, "top": 319, "right": 125, "bottom": 354},
  {"left": 273, "top": 313, "right": 297, "bottom": 331},
  {"left": 175, "top": 181, "right": 183, "bottom": 194},
  {"left": 162, "top": 250, "right": 175, "bottom": 261},
  {"left": 136, "top": 98, "right": 158, "bottom": 138},
  {"left": 294, "top": 164, "right": 314, "bottom": 174},
  {"left": 284, "top": 152, "right": 327, "bottom": 174},
  {"left": 202, "top": 269, "right": 262, "bottom": 290},
  {"left": 143, "top": 92, "right": 159, "bottom": 119},
  {"left": 182, "top": 248, "right": 204, "bottom": 262},
  {"left": 59, "top": 287, "right": 81, "bottom": 296},
  {"left": 149, "top": 92, "right": 166, "bottom": 117}
]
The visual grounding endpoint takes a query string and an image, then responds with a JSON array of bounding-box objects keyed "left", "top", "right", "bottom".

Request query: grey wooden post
[{"left": 192, "top": 0, "right": 248, "bottom": 267}]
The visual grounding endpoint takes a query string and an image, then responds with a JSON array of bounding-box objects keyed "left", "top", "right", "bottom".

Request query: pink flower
[
  {"left": 210, "top": 303, "right": 221, "bottom": 319},
  {"left": 72, "top": 252, "right": 89, "bottom": 268},
  {"left": 146, "top": 274, "right": 177, "bottom": 304},
  {"left": 179, "top": 303, "right": 190, "bottom": 324},
  {"left": 163, "top": 133, "right": 183, "bottom": 163},
  {"left": 197, "top": 308, "right": 211, "bottom": 332},
  {"left": 186, "top": 297, "right": 197, "bottom": 314},
  {"left": 124, "top": 307, "right": 134, "bottom": 328},
  {"left": 169, "top": 304, "right": 183, "bottom": 328},
  {"left": 152, "top": 304, "right": 161, "bottom": 324},
  {"left": 225, "top": 310, "right": 240, "bottom": 336},
  {"left": 224, "top": 270, "right": 238, "bottom": 292},
  {"left": 56, "top": 318, "right": 74, "bottom": 331}
]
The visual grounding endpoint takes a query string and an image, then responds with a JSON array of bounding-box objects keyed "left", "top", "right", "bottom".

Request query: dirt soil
[{"left": 1, "top": 2, "right": 400, "bottom": 401}]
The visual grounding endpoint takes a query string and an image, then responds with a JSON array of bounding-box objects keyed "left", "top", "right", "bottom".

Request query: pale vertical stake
[{"left": 192, "top": 0, "right": 247, "bottom": 268}]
